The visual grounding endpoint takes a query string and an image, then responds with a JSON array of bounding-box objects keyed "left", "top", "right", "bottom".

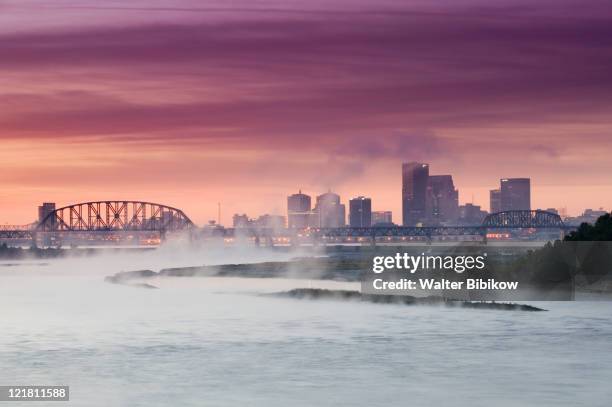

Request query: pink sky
[{"left": 1, "top": 0, "right": 612, "bottom": 225}]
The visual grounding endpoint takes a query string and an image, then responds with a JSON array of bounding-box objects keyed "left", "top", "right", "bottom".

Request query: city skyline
[
  {"left": 1, "top": 165, "right": 610, "bottom": 226},
  {"left": 9, "top": 167, "right": 610, "bottom": 228},
  {"left": 2, "top": 0, "right": 612, "bottom": 224}
]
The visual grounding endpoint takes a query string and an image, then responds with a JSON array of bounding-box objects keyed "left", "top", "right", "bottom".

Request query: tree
[{"left": 565, "top": 213, "right": 612, "bottom": 241}]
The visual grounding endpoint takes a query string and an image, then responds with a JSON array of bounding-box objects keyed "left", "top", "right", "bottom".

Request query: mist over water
[{"left": 1, "top": 243, "right": 611, "bottom": 406}]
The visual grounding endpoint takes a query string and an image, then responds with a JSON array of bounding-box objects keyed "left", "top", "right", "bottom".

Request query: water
[{"left": 1, "top": 249, "right": 611, "bottom": 406}]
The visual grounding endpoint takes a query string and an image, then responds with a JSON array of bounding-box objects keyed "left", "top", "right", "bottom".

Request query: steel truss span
[
  {"left": 36, "top": 201, "right": 194, "bottom": 232},
  {"left": 482, "top": 210, "right": 564, "bottom": 228},
  {"left": 313, "top": 226, "right": 486, "bottom": 238}
]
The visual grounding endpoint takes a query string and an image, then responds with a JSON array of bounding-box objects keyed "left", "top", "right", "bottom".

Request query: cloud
[
  {"left": 1, "top": 1, "right": 611, "bottom": 181},
  {"left": 303, "top": 131, "right": 450, "bottom": 188},
  {"left": 333, "top": 132, "right": 444, "bottom": 160},
  {"left": 1, "top": 0, "right": 612, "bottom": 217},
  {"left": 532, "top": 144, "right": 560, "bottom": 159},
  {"left": 1, "top": 1, "right": 611, "bottom": 145}
]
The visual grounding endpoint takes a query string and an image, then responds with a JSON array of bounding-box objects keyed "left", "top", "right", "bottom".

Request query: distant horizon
[{"left": 1, "top": 0, "right": 612, "bottom": 225}]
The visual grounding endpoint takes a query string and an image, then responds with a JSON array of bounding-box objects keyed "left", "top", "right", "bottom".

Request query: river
[{"left": 1, "top": 246, "right": 611, "bottom": 406}]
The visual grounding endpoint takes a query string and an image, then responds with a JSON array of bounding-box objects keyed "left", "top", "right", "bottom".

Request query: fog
[
  {"left": 0, "top": 239, "right": 358, "bottom": 358},
  {"left": 2, "top": 241, "right": 612, "bottom": 406}
]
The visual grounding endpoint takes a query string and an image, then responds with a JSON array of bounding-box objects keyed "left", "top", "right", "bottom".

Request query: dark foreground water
[{"left": 1, "top": 249, "right": 611, "bottom": 406}]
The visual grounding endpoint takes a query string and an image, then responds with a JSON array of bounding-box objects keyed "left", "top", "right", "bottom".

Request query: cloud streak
[
  {"left": 1, "top": 0, "right": 612, "bottom": 222},
  {"left": 1, "top": 6, "right": 611, "bottom": 142}
]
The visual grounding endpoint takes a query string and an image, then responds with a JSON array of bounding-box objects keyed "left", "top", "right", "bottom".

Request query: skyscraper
[
  {"left": 490, "top": 189, "right": 501, "bottom": 214},
  {"left": 402, "top": 162, "right": 429, "bottom": 226},
  {"left": 500, "top": 178, "right": 531, "bottom": 211},
  {"left": 287, "top": 190, "right": 312, "bottom": 228},
  {"left": 349, "top": 196, "right": 372, "bottom": 227},
  {"left": 427, "top": 175, "right": 459, "bottom": 225},
  {"left": 315, "top": 191, "right": 346, "bottom": 228}
]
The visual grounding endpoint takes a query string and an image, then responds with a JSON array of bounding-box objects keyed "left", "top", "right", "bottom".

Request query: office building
[
  {"left": 233, "top": 213, "right": 286, "bottom": 229},
  {"left": 315, "top": 191, "right": 346, "bottom": 228},
  {"left": 490, "top": 189, "right": 501, "bottom": 214},
  {"left": 349, "top": 196, "right": 372, "bottom": 227},
  {"left": 458, "top": 203, "right": 488, "bottom": 225},
  {"left": 372, "top": 211, "right": 393, "bottom": 226},
  {"left": 500, "top": 178, "right": 531, "bottom": 211},
  {"left": 254, "top": 214, "right": 286, "bottom": 229},
  {"left": 232, "top": 214, "right": 251, "bottom": 228},
  {"left": 402, "top": 162, "right": 429, "bottom": 226},
  {"left": 427, "top": 175, "right": 459, "bottom": 225},
  {"left": 287, "top": 190, "right": 312, "bottom": 228}
]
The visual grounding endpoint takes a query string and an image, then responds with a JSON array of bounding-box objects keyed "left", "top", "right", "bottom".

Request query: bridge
[
  {"left": 0, "top": 224, "right": 38, "bottom": 240},
  {"left": 312, "top": 211, "right": 567, "bottom": 240},
  {"left": 214, "top": 210, "right": 571, "bottom": 244},
  {"left": 1, "top": 201, "right": 194, "bottom": 245},
  {"left": 482, "top": 210, "right": 565, "bottom": 229},
  {"left": 1, "top": 207, "right": 570, "bottom": 246},
  {"left": 36, "top": 201, "right": 194, "bottom": 232}
]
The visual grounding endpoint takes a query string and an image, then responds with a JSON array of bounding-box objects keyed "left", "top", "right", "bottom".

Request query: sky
[{"left": 1, "top": 0, "right": 612, "bottom": 225}]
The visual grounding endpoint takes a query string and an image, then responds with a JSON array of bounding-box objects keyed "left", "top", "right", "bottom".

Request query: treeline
[
  {"left": 506, "top": 211, "right": 612, "bottom": 295},
  {"left": 564, "top": 212, "right": 612, "bottom": 241}
]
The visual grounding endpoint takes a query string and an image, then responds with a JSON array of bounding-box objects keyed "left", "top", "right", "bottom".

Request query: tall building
[
  {"left": 287, "top": 190, "right": 312, "bottom": 229},
  {"left": 500, "top": 178, "right": 530, "bottom": 211},
  {"left": 38, "top": 202, "right": 56, "bottom": 228},
  {"left": 372, "top": 211, "right": 393, "bottom": 226},
  {"left": 349, "top": 196, "right": 372, "bottom": 227},
  {"left": 458, "top": 203, "right": 488, "bottom": 225},
  {"left": 315, "top": 191, "right": 346, "bottom": 228},
  {"left": 402, "top": 162, "right": 429, "bottom": 226},
  {"left": 490, "top": 189, "right": 501, "bottom": 214},
  {"left": 427, "top": 175, "right": 459, "bottom": 225}
]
